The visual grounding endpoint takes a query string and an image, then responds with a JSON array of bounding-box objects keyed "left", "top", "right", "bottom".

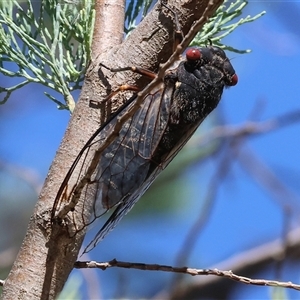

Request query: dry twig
[{"left": 74, "top": 258, "right": 300, "bottom": 291}]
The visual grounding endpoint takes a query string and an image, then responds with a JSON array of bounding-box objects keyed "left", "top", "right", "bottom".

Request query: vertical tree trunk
[{"left": 1, "top": 1, "right": 223, "bottom": 299}]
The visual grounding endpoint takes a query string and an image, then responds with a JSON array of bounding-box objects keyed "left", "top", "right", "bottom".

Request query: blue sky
[{"left": 1, "top": 1, "right": 300, "bottom": 299}]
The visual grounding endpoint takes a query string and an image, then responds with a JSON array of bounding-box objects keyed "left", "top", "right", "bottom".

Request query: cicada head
[{"left": 184, "top": 46, "right": 238, "bottom": 87}]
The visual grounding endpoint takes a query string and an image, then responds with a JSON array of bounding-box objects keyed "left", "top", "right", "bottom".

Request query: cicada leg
[
  {"left": 90, "top": 64, "right": 157, "bottom": 109},
  {"left": 100, "top": 64, "right": 157, "bottom": 80}
]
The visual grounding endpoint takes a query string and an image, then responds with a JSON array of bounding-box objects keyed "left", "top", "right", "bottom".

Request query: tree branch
[
  {"left": 92, "top": 0, "right": 125, "bottom": 56},
  {"left": 72, "top": 227, "right": 300, "bottom": 296},
  {"left": 74, "top": 245, "right": 300, "bottom": 292},
  {"left": 1, "top": 0, "right": 126, "bottom": 299}
]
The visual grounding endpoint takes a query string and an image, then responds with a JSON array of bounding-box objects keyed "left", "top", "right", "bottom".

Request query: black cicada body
[{"left": 52, "top": 45, "right": 237, "bottom": 253}]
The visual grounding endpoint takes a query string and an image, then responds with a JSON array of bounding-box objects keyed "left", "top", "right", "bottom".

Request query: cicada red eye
[
  {"left": 186, "top": 48, "right": 201, "bottom": 61},
  {"left": 230, "top": 73, "right": 238, "bottom": 86}
]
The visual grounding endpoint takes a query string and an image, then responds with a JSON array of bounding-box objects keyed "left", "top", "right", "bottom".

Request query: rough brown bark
[{"left": 1, "top": 0, "right": 224, "bottom": 299}]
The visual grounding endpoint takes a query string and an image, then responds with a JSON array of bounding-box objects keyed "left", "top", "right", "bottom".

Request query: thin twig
[{"left": 74, "top": 258, "right": 300, "bottom": 291}]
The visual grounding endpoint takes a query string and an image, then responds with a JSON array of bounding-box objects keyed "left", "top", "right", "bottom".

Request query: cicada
[{"left": 52, "top": 45, "right": 237, "bottom": 253}]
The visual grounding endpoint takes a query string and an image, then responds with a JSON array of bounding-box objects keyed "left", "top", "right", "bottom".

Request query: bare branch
[
  {"left": 92, "top": 0, "right": 125, "bottom": 56},
  {"left": 74, "top": 247, "right": 300, "bottom": 291},
  {"left": 1, "top": 0, "right": 126, "bottom": 299},
  {"left": 72, "top": 227, "right": 300, "bottom": 298}
]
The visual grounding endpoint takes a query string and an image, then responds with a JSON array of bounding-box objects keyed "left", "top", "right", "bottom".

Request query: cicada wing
[
  {"left": 51, "top": 93, "right": 138, "bottom": 222},
  {"left": 83, "top": 85, "right": 174, "bottom": 252},
  {"left": 83, "top": 174, "right": 156, "bottom": 253},
  {"left": 83, "top": 123, "right": 199, "bottom": 254},
  {"left": 139, "top": 86, "right": 172, "bottom": 158}
]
